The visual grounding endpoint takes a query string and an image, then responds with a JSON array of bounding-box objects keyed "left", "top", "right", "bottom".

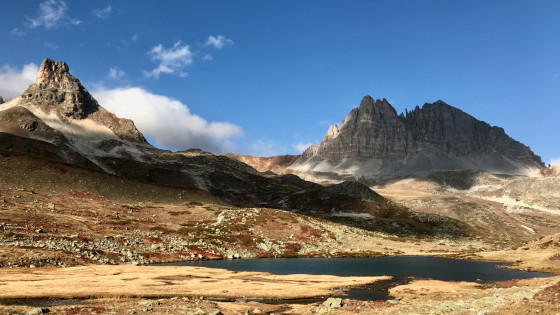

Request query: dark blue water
[
  {"left": 159, "top": 256, "right": 552, "bottom": 282},
  {"left": 157, "top": 256, "right": 554, "bottom": 301}
]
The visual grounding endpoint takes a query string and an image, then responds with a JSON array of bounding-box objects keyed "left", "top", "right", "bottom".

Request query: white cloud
[
  {"left": 205, "top": 35, "right": 233, "bottom": 49},
  {"left": 549, "top": 158, "right": 560, "bottom": 167},
  {"left": 92, "top": 87, "right": 243, "bottom": 152},
  {"left": 0, "top": 63, "right": 39, "bottom": 99},
  {"left": 202, "top": 54, "right": 213, "bottom": 61},
  {"left": 107, "top": 67, "right": 125, "bottom": 80},
  {"left": 292, "top": 142, "right": 314, "bottom": 153},
  {"left": 144, "top": 41, "right": 193, "bottom": 79},
  {"left": 26, "top": 0, "right": 81, "bottom": 29},
  {"left": 131, "top": 34, "right": 139, "bottom": 41},
  {"left": 92, "top": 5, "right": 112, "bottom": 19},
  {"left": 10, "top": 28, "right": 26, "bottom": 37}
]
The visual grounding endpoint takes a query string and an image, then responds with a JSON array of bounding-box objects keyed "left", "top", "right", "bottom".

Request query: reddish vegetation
[
  {"left": 495, "top": 280, "right": 521, "bottom": 288},
  {"left": 548, "top": 253, "right": 560, "bottom": 261},
  {"left": 534, "top": 282, "right": 560, "bottom": 303}
]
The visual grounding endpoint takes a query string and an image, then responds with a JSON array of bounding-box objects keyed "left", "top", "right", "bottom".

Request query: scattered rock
[
  {"left": 27, "top": 308, "right": 49, "bottom": 315},
  {"left": 323, "top": 297, "right": 343, "bottom": 308},
  {"left": 190, "top": 308, "right": 206, "bottom": 315}
]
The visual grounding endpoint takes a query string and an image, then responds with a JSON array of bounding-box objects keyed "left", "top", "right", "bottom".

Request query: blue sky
[{"left": 0, "top": 1, "right": 559, "bottom": 164}]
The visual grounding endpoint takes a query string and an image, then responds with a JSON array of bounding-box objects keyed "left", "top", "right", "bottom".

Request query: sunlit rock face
[{"left": 292, "top": 95, "right": 543, "bottom": 178}]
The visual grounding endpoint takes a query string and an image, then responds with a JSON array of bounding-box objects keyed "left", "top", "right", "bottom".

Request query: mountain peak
[
  {"left": 36, "top": 58, "right": 74, "bottom": 89},
  {"left": 296, "top": 94, "right": 544, "bottom": 177},
  {"left": 359, "top": 95, "right": 375, "bottom": 108},
  {"left": 21, "top": 58, "right": 97, "bottom": 119},
  {"left": 358, "top": 95, "right": 398, "bottom": 118},
  {"left": 16, "top": 58, "right": 147, "bottom": 143}
]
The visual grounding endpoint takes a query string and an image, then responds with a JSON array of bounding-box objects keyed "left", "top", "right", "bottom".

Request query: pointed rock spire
[
  {"left": 18, "top": 58, "right": 147, "bottom": 143},
  {"left": 36, "top": 58, "right": 73, "bottom": 88}
]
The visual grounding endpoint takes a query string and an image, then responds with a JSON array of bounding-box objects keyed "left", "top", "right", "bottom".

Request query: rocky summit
[
  {"left": 20, "top": 58, "right": 146, "bottom": 142},
  {"left": 290, "top": 95, "right": 543, "bottom": 179}
]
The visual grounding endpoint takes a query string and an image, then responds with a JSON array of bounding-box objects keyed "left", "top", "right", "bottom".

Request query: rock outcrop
[{"left": 290, "top": 96, "right": 543, "bottom": 178}]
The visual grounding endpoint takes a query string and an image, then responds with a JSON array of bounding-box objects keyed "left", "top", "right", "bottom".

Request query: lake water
[{"left": 158, "top": 256, "right": 554, "bottom": 301}]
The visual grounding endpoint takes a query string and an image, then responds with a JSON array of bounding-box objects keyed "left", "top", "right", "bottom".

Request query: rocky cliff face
[{"left": 291, "top": 96, "right": 543, "bottom": 178}]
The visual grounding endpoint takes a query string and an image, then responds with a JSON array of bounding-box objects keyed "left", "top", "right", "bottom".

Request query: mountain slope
[
  {"left": 0, "top": 59, "right": 337, "bottom": 211},
  {"left": 289, "top": 96, "right": 543, "bottom": 179}
]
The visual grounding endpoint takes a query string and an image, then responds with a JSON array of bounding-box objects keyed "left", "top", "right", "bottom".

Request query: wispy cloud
[
  {"left": 143, "top": 35, "right": 234, "bottom": 79},
  {"left": 549, "top": 158, "right": 560, "bottom": 166},
  {"left": 44, "top": 42, "right": 59, "bottom": 49},
  {"left": 292, "top": 142, "right": 314, "bottom": 153},
  {"left": 204, "top": 35, "right": 233, "bottom": 49},
  {"left": 92, "top": 87, "right": 243, "bottom": 152},
  {"left": 107, "top": 67, "right": 125, "bottom": 80},
  {"left": 10, "top": 28, "right": 26, "bottom": 37},
  {"left": 144, "top": 41, "right": 193, "bottom": 78},
  {"left": 131, "top": 34, "right": 139, "bottom": 41},
  {"left": 319, "top": 120, "right": 333, "bottom": 126},
  {"left": 92, "top": 5, "right": 112, "bottom": 19},
  {"left": 0, "top": 63, "right": 39, "bottom": 99},
  {"left": 26, "top": 0, "right": 81, "bottom": 29}
]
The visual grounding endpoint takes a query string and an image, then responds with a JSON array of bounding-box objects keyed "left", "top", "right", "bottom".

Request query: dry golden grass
[
  {"left": 0, "top": 265, "right": 389, "bottom": 300},
  {"left": 476, "top": 233, "right": 560, "bottom": 274}
]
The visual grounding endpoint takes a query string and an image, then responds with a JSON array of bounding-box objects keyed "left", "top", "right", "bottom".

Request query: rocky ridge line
[{"left": 294, "top": 95, "right": 543, "bottom": 177}]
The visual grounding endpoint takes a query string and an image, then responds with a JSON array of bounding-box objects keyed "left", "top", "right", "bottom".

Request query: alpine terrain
[{"left": 0, "top": 59, "right": 558, "bottom": 314}]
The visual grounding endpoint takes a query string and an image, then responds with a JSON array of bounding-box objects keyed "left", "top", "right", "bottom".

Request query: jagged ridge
[{"left": 294, "top": 95, "right": 543, "bottom": 178}]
